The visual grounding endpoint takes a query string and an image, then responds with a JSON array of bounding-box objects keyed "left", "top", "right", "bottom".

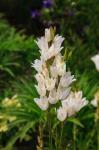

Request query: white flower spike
[{"left": 32, "top": 27, "right": 88, "bottom": 121}]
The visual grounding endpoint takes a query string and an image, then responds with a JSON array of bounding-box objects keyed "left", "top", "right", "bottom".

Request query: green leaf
[
  {"left": 19, "top": 121, "right": 37, "bottom": 141},
  {"left": 67, "top": 117, "right": 84, "bottom": 128},
  {"left": 82, "top": 113, "right": 94, "bottom": 120}
]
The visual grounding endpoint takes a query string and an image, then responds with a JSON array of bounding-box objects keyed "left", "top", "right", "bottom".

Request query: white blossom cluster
[{"left": 32, "top": 27, "right": 88, "bottom": 121}]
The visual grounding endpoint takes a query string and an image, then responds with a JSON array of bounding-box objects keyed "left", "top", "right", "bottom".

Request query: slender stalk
[
  {"left": 73, "top": 124, "right": 76, "bottom": 150},
  {"left": 59, "top": 122, "right": 64, "bottom": 150},
  {"left": 55, "top": 125, "right": 58, "bottom": 150},
  {"left": 47, "top": 109, "right": 53, "bottom": 150},
  {"left": 85, "top": 129, "right": 95, "bottom": 150},
  {"left": 49, "top": 117, "right": 52, "bottom": 150},
  {"left": 37, "top": 121, "right": 43, "bottom": 150}
]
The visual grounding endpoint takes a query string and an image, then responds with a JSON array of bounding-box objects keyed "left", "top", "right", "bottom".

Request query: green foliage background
[{"left": 0, "top": 0, "right": 99, "bottom": 149}]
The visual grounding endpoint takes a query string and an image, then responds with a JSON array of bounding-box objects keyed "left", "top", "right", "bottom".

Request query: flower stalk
[{"left": 37, "top": 122, "right": 44, "bottom": 150}]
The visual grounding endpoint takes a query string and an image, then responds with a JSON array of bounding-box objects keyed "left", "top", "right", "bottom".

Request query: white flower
[
  {"left": 50, "top": 53, "right": 66, "bottom": 77},
  {"left": 35, "top": 73, "right": 46, "bottom": 96},
  {"left": 48, "top": 88, "right": 58, "bottom": 104},
  {"left": 62, "top": 91, "right": 88, "bottom": 117},
  {"left": 53, "top": 35, "right": 64, "bottom": 54},
  {"left": 35, "top": 73, "right": 45, "bottom": 87},
  {"left": 31, "top": 59, "right": 43, "bottom": 72},
  {"left": 60, "top": 71, "right": 76, "bottom": 88},
  {"left": 35, "top": 84, "right": 46, "bottom": 97},
  {"left": 91, "top": 54, "right": 99, "bottom": 71},
  {"left": 34, "top": 97, "right": 49, "bottom": 110},
  {"left": 57, "top": 106, "right": 67, "bottom": 121},
  {"left": 36, "top": 37, "right": 48, "bottom": 56},
  {"left": 91, "top": 93, "right": 99, "bottom": 107},
  {"left": 91, "top": 98, "right": 97, "bottom": 107},
  {"left": 35, "top": 30, "right": 64, "bottom": 61},
  {"left": 57, "top": 86, "right": 71, "bottom": 100},
  {"left": 55, "top": 54, "right": 66, "bottom": 76},
  {"left": 44, "top": 35, "right": 64, "bottom": 61},
  {"left": 45, "top": 77, "right": 56, "bottom": 91}
]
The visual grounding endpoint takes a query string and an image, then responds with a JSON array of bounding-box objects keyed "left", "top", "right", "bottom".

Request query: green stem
[
  {"left": 59, "top": 122, "right": 64, "bottom": 150},
  {"left": 55, "top": 126, "right": 58, "bottom": 150},
  {"left": 47, "top": 109, "right": 52, "bottom": 150},
  {"left": 85, "top": 129, "right": 95, "bottom": 150},
  {"left": 73, "top": 124, "right": 76, "bottom": 150},
  {"left": 37, "top": 121, "right": 43, "bottom": 150},
  {"left": 49, "top": 118, "right": 52, "bottom": 150}
]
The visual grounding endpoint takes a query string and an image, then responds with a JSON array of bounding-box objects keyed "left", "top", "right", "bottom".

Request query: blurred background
[{"left": 0, "top": 0, "right": 99, "bottom": 150}]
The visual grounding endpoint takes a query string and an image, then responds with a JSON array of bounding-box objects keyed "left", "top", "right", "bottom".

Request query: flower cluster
[
  {"left": 0, "top": 122, "right": 8, "bottom": 132},
  {"left": 2, "top": 95, "right": 21, "bottom": 108},
  {"left": 32, "top": 27, "right": 88, "bottom": 121},
  {"left": 0, "top": 95, "right": 19, "bottom": 133},
  {"left": 57, "top": 91, "right": 88, "bottom": 121}
]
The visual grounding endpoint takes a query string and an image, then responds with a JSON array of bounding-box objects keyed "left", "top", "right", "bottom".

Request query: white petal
[
  {"left": 62, "top": 91, "right": 88, "bottom": 117},
  {"left": 60, "top": 71, "right": 76, "bottom": 87},
  {"left": 57, "top": 106, "right": 67, "bottom": 121},
  {"left": 35, "top": 73, "right": 45, "bottom": 87},
  {"left": 34, "top": 97, "right": 49, "bottom": 110},
  {"left": 42, "top": 35, "right": 64, "bottom": 61},
  {"left": 91, "top": 99, "right": 97, "bottom": 107},
  {"left": 53, "top": 35, "right": 64, "bottom": 53},
  {"left": 35, "top": 85, "right": 46, "bottom": 97},
  {"left": 75, "top": 91, "right": 83, "bottom": 100},
  {"left": 58, "top": 87, "right": 71, "bottom": 100},
  {"left": 55, "top": 54, "right": 66, "bottom": 76},
  {"left": 31, "top": 59, "right": 43, "bottom": 72},
  {"left": 91, "top": 54, "right": 99, "bottom": 71},
  {"left": 48, "top": 88, "right": 58, "bottom": 104},
  {"left": 45, "top": 78, "right": 56, "bottom": 91}
]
